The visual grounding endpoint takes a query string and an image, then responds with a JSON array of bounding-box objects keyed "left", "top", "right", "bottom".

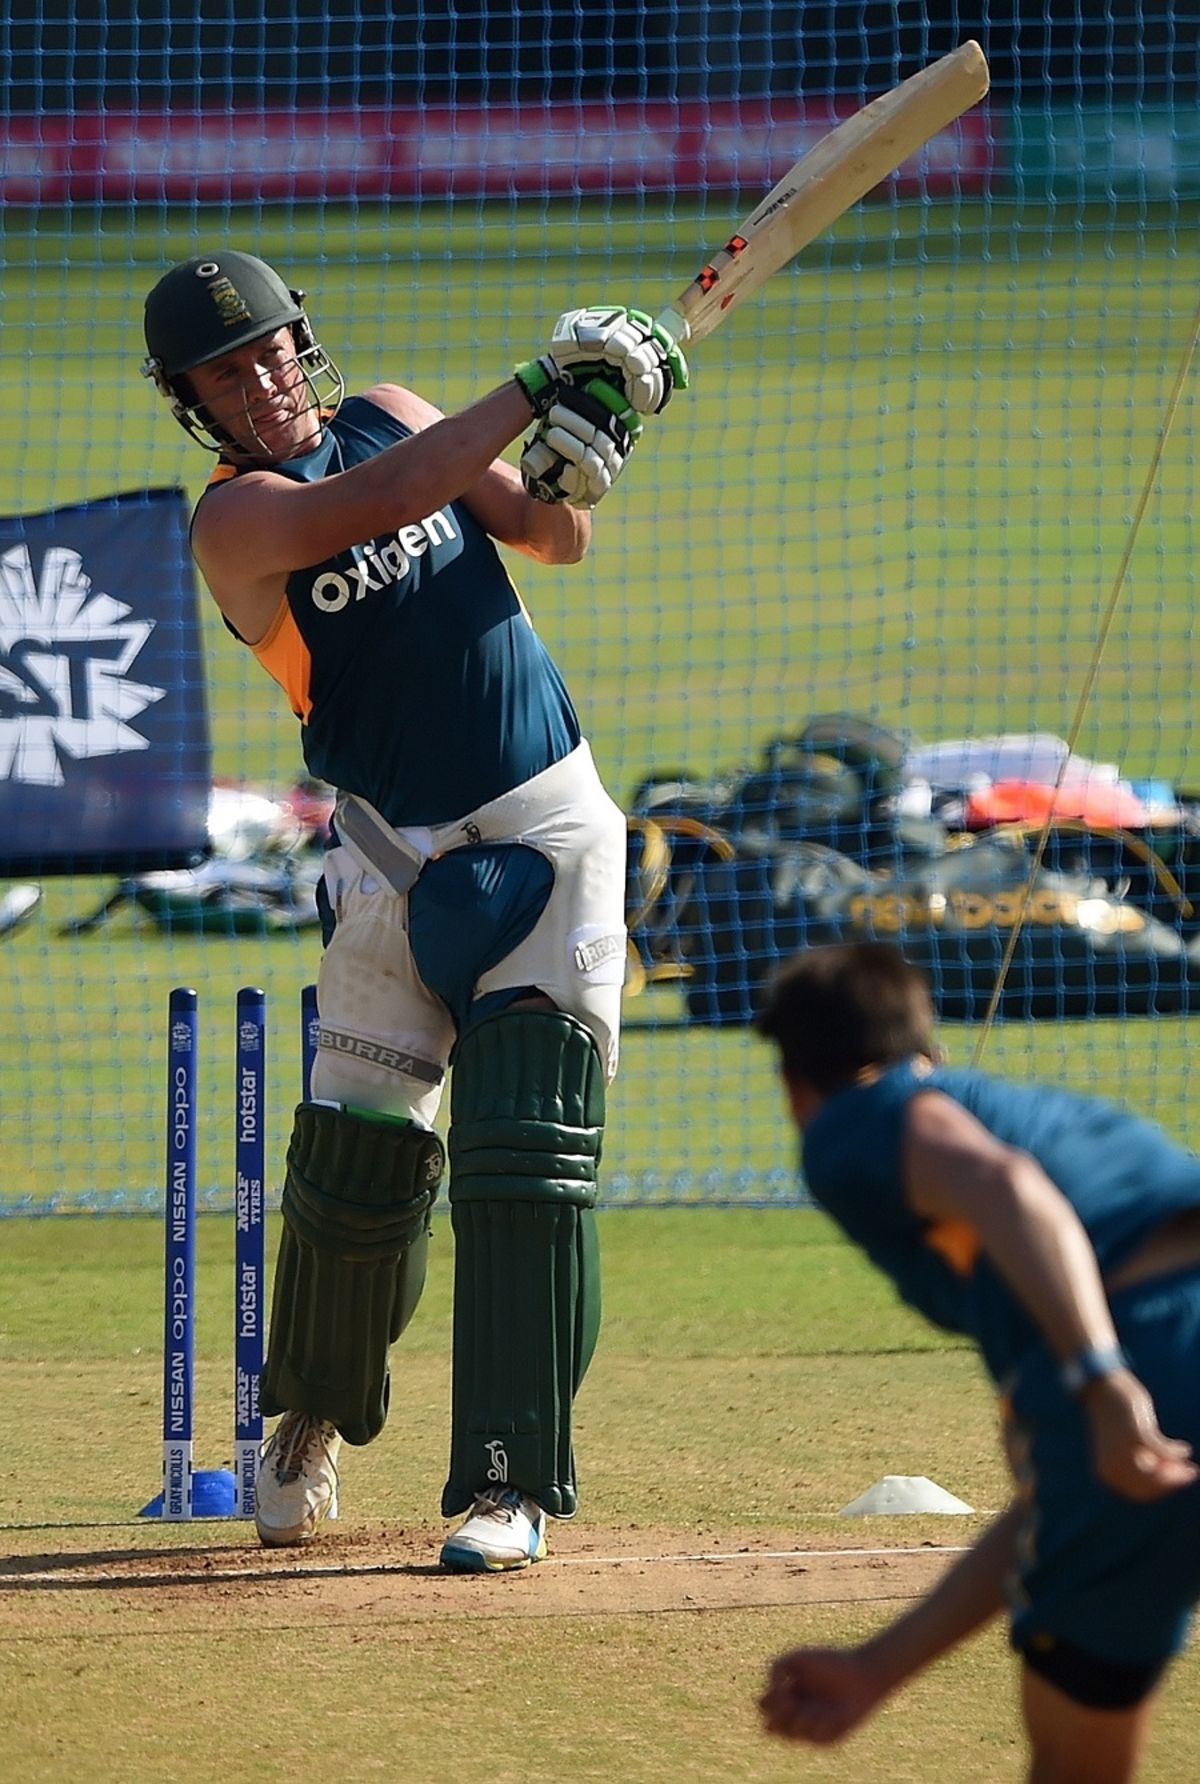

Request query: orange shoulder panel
[
  {"left": 197, "top": 463, "right": 311, "bottom": 719},
  {"left": 250, "top": 600, "right": 313, "bottom": 723},
  {"left": 923, "top": 1217, "right": 982, "bottom": 1277}
]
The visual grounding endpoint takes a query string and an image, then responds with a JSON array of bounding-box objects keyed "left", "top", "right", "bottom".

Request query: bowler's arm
[
  {"left": 904, "top": 1090, "right": 1119, "bottom": 1365},
  {"left": 761, "top": 1504, "right": 1021, "bottom": 1743},
  {"left": 902, "top": 1090, "right": 1197, "bottom": 1500}
]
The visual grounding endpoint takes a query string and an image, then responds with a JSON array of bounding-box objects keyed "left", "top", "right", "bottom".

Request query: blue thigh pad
[{"left": 408, "top": 844, "right": 554, "bottom": 1032}]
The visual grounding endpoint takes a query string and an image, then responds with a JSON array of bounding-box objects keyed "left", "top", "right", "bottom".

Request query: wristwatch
[{"left": 1059, "top": 1343, "right": 1131, "bottom": 1396}]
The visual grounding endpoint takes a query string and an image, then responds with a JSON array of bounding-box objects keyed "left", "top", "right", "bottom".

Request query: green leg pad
[
  {"left": 442, "top": 1009, "right": 605, "bottom": 1518},
  {"left": 262, "top": 1102, "right": 444, "bottom": 1445}
]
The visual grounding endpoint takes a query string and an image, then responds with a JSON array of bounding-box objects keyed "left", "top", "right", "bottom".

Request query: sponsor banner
[
  {"left": 0, "top": 98, "right": 993, "bottom": 205},
  {"left": 0, "top": 486, "right": 211, "bottom": 874},
  {"left": 1009, "top": 103, "right": 1200, "bottom": 200}
]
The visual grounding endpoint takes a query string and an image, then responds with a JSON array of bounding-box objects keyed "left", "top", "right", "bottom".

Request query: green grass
[
  {"left": 1, "top": 1210, "right": 993, "bottom": 1530},
  {"left": 3, "top": 1210, "right": 1199, "bottom": 1782},
  {"left": 3, "top": 196, "right": 1200, "bottom": 1211}
]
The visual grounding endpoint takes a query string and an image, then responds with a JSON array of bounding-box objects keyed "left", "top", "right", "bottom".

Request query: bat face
[
  {"left": 694, "top": 235, "right": 748, "bottom": 316},
  {"left": 697, "top": 235, "right": 747, "bottom": 294},
  {"left": 657, "top": 41, "right": 990, "bottom": 345}
]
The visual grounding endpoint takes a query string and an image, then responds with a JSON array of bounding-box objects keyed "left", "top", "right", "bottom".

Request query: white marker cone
[{"left": 839, "top": 1474, "right": 975, "bottom": 1515}]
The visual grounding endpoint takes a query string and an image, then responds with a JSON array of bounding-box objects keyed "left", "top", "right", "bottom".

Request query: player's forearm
[
  {"left": 513, "top": 490, "right": 592, "bottom": 563},
  {"left": 287, "top": 382, "right": 540, "bottom": 560},
  {"left": 859, "top": 1503, "right": 1020, "bottom": 1695},
  {"left": 460, "top": 459, "right": 592, "bottom": 564},
  {"left": 360, "top": 381, "right": 536, "bottom": 519}
]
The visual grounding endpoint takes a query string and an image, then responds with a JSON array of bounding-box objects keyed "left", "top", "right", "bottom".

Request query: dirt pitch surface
[{"left": 1, "top": 1524, "right": 964, "bottom": 1630}]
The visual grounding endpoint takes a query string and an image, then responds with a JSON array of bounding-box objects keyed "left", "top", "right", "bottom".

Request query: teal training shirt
[
  {"left": 226, "top": 393, "right": 581, "bottom": 825},
  {"left": 802, "top": 1060, "right": 1200, "bottom": 1383}
]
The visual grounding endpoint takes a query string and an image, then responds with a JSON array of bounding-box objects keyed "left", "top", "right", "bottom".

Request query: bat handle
[{"left": 654, "top": 305, "right": 692, "bottom": 346}]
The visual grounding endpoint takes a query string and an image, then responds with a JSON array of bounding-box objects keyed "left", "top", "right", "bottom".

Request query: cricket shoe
[
  {"left": 255, "top": 1411, "right": 341, "bottom": 1547},
  {"left": 439, "top": 1487, "right": 548, "bottom": 1573}
]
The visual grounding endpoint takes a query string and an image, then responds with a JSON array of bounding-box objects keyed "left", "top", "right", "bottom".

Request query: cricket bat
[{"left": 656, "top": 41, "right": 990, "bottom": 346}]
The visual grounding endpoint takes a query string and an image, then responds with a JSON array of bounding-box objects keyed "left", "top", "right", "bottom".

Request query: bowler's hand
[
  {"left": 1084, "top": 1370, "right": 1199, "bottom": 1501},
  {"left": 759, "top": 1645, "right": 885, "bottom": 1745}
]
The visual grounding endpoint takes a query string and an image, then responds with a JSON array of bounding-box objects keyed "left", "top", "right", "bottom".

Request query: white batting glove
[
  {"left": 549, "top": 306, "right": 689, "bottom": 415},
  {"left": 521, "top": 382, "right": 641, "bottom": 510}
]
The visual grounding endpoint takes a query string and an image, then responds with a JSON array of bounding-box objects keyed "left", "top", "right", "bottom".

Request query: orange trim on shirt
[
  {"left": 924, "top": 1217, "right": 982, "bottom": 1276},
  {"left": 250, "top": 599, "right": 313, "bottom": 722}
]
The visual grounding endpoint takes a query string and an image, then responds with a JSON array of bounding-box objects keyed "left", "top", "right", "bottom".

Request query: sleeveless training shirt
[
  {"left": 802, "top": 1059, "right": 1200, "bottom": 1383},
  {"left": 205, "top": 394, "right": 580, "bottom": 826}
]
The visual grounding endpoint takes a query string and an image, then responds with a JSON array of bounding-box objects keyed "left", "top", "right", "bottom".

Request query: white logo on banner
[{"left": 0, "top": 544, "right": 166, "bottom": 786}]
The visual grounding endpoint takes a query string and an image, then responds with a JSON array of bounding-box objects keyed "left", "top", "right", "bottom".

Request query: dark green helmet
[
  {"left": 142, "top": 250, "right": 343, "bottom": 459},
  {"left": 144, "top": 251, "right": 305, "bottom": 380}
]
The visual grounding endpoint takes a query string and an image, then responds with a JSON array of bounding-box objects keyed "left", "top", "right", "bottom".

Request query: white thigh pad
[
  {"left": 464, "top": 745, "right": 627, "bottom": 1081},
  {"left": 311, "top": 847, "right": 455, "bottom": 1126}
]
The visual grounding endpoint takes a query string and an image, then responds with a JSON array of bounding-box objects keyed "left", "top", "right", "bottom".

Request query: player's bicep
[
  {"left": 902, "top": 1090, "right": 1026, "bottom": 1226},
  {"left": 192, "top": 474, "right": 307, "bottom": 582},
  {"left": 190, "top": 477, "right": 305, "bottom": 640}
]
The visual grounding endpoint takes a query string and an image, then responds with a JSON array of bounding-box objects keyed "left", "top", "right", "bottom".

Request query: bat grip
[{"left": 654, "top": 305, "right": 692, "bottom": 346}]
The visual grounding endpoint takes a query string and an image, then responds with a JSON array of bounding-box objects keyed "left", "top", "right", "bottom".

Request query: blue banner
[{"left": 0, "top": 486, "right": 210, "bottom": 874}]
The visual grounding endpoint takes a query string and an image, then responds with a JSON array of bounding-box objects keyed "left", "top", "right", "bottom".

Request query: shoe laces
[
  {"left": 268, "top": 1413, "right": 338, "bottom": 1486},
  {"left": 475, "top": 1487, "right": 527, "bottom": 1525}
]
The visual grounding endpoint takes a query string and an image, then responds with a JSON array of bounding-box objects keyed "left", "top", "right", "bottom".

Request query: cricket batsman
[{"left": 142, "top": 251, "right": 686, "bottom": 1568}]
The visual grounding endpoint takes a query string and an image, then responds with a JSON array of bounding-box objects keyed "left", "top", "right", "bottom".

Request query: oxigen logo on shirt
[{"left": 309, "top": 508, "right": 459, "bottom": 613}]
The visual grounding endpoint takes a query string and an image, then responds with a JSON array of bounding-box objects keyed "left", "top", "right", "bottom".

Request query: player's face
[{"left": 188, "top": 327, "right": 320, "bottom": 460}]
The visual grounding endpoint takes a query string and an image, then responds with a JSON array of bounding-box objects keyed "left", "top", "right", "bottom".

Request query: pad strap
[{"left": 448, "top": 1008, "right": 605, "bottom": 1206}]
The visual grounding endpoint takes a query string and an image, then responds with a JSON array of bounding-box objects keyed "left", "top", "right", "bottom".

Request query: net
[{"left": 2, "top": 3, "right": 1198, "bottom": 1212}]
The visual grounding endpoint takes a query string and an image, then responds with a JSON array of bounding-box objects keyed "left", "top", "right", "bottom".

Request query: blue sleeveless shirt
[
  {"left": 216, "top": 394, "right": 580, "bottom": 826},
  {"left": 802, "top": 1061, "right": 1200, "bottom": 1383}
]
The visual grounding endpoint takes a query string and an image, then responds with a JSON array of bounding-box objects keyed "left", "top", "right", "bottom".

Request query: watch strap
[{"left": 1060, "top": 1343, "right": 1131, "bottom": 1396}]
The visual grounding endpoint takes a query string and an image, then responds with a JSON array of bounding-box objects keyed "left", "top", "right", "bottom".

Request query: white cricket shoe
[
  {"left": 439, "top": 1487, "right": 548, "bottom": 1573},
  {"left": 255, "top": 1411, "right": 341, "bottom": 1547}
]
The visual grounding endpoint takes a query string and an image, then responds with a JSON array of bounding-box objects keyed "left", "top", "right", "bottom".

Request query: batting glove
[
  {"left": 548, "top": 305, "right": 689, "bottom": 415},
  {"left": 521, "top": 380, "right": 642, "bottom": 509},
  {"left": 513, "top": 355, "right": 568, "bottom": 419}
]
